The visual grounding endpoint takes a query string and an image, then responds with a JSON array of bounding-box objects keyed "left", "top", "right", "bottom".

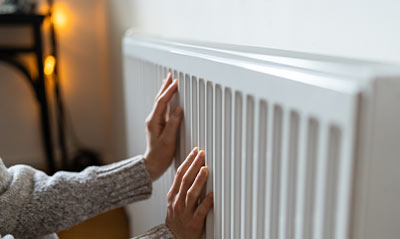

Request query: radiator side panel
[{"left": 352, "top": 78, "right": 400, "bottom": 239}]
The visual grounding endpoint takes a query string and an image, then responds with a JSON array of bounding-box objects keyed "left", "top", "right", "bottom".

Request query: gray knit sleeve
[
  {"left": 133, "top": 224, "right": 175, "bottom": 239},
  {"left": 0, "top": 156, "right": 152, "bottom": 238}
]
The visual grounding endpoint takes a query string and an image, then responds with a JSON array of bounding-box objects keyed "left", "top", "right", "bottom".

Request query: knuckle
[
  {"left": 181, "top": 177, "right": 190, "bottom": 187},
  {"left": 171, "top": 116, "right": 181, "bottom": 125},
  {"left": 167, "top": 201, "right": 173, "bottom": 211},
  {"left": 145, "top": 117, "right": 153, "bottom": 129},
  {"left": 175, "top": 174, "right": 183, "bottom": 183},
  {"left": 156, "top": 97, "right": 166, "bottom": 105},
  {"left": 176, "top": 191, "right": 186, "bottom": 203},
  {"left": 204, "top": 197, "right": 212, "bottom": 208},
  {"left": 200, "top": 200, "right": 211, "bottom": 213},
  {"left": 170, "top": 113, "right": 179, "bottom": 121},
  {"left": 186, "top": 189, "right": 196, "bottom": 200},
  {"left": 198, "top": 203, "right": 206, "bottom": 213},
  {"left": 167, "top": 191, "right": 174, "bottom": 201},
  {"left": 176, "top": 167, "right": 184, "bottom": 177},
  {"left": 172, "top": 201, "right": 180, "bottom": 212},
  {"left": 146, "top": 124, "right": 154, "bottom": 132}
]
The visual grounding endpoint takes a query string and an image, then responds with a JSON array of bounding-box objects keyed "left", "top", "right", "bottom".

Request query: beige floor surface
[{"left": 58, "top": 208, "right": 130, "bottom": 239}]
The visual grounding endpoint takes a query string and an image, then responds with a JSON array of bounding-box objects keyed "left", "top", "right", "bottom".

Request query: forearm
[{"left": 1, "top": 156, "right": 152, "bottom": 238}]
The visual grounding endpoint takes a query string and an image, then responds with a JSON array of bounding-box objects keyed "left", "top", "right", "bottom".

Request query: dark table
[{"left": 0, "top": 13, "right": 56, "bottom": 173}]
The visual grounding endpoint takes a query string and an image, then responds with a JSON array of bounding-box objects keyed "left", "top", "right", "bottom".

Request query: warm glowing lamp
[
  {"left": 44, "top": 55, "right": 56, "bottom": 76},
  {"left": 52, "top": 6, "right": 68, "bottom": 29}
]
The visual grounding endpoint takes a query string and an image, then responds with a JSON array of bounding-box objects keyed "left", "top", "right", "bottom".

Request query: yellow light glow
[
  {"left": 52, "top": 6, "right": 68, "bottom": 29},
  {"left": 38, "top": 4, "right": 50, "bottom": 15},
  {"left": 44, "top": 55, "right": 56, "bottom": 76}
]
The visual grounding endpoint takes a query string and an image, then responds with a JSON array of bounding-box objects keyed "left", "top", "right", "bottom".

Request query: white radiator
[{"left": 122, "top": 33, "right": 400, "bottom": 239}]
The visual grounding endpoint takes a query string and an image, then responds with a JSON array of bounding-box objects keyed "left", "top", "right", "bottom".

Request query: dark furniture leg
[{"left": 33, "top": 21, "right": 56, "bottom": 174}]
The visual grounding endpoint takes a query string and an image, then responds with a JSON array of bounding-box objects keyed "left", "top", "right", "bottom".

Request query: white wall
[
  {"left": 130, "top": 0, "right": 400, "bottom": 65},
  {"left": 104, "top": 0, "right": 134, "bottom": 162}
]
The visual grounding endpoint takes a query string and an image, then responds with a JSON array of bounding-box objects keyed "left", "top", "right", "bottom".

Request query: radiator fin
[
  {"left": 232, "top": 91, "right": 243, "bottom": 238},
  {"left": 214, "top": 84, "right": 223, "bottom": 238},
  {"left": 191, "top": 77, "right": 198, "bottom": 148},
  {"left": 255, "top": 100, "right": 268, "bottom": 239},
  {"left": 222, "top": 88, "right": 232, "bottom": 239}
]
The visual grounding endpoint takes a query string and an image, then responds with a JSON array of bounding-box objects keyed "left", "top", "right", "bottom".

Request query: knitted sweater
[{"left": 0, "top": 156, "right": 174, "bottom": 239}]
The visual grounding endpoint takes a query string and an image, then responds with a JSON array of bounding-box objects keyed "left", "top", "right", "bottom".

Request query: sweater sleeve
[
  {"left": 133, "top": 224, "right": 175, "bottom": 239},
  {"left": 0, "top": 156, "right": 152, "bottom": 238}
]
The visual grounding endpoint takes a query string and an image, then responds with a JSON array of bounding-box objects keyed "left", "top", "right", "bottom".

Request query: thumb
[{"left": 161, "top": 107, "right": 183, "bottom": 143}]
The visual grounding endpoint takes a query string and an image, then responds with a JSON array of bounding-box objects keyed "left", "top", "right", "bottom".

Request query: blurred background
[
  {"left": 0, "top": 0, "right": 131, "bottom": 170},
  {"left": 1, "top": 0, "right": 399, "bottom": 237}
]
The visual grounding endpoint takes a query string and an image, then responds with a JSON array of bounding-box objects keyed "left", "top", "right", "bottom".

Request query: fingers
[
  {"left": 168, "top": 148, "right": 199, "bottom": 200},
  {"left": 194, "top": 192, "right": 214, "bottom": 222},
  {"left": 186, "top": 166, "right": 209, "bottom": 209},
  {"left": 165, "top": 150, "right": 212, "bottom": 238},
  {"left": 161, "top": 107, "right": 183, "bottom": 143},
  {"left": 153, "top": 79, "right": 178, "bottom": 119},
  {"left": 156, "top": 73, "right": 173, "bottom": 100},
  {"left": 179, "top": 151, "right": 205, "bottom": 197}
]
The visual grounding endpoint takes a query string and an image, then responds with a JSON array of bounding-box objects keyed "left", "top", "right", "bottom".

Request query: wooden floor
[{"left": 58, "top": 208, "right": 130, "bottom": 239}]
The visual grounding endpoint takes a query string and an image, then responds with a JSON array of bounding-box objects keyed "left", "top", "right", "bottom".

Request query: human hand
[
  {"left": 165, "top": 148, "right": 214, "bottom": 239},
  {"left": 144, "top": 73, "right": 183, "bottom": 181}
]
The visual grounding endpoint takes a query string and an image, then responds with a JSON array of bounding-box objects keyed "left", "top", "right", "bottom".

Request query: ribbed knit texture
[
  {"left": 133, "top": 224, "right": 175, "bottom": 239},
  {"left": 0, "top": 156, "right": 174, "bottom": 239}
]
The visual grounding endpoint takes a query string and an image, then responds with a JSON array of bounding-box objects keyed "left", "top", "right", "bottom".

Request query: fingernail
[
  {"left": 199, "top": 150, "right": 205, "bottom": 157},
  {"left": 202, "top": 167, "right": 209, "bottom": 175},
  {"left": 190, "top": 147, "right": 198, "bottom": 156}
]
